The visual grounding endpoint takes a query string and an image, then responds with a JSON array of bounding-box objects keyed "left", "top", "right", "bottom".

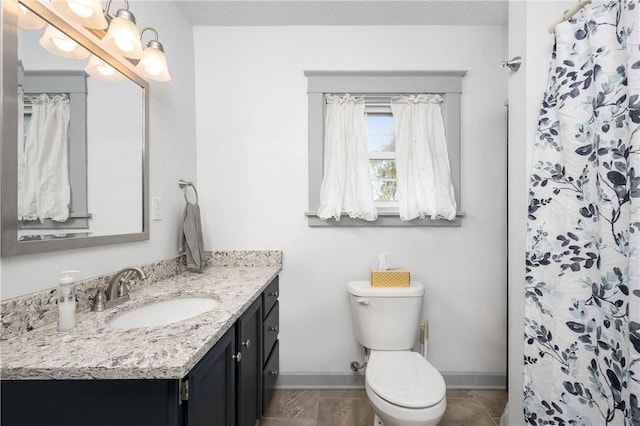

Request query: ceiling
[{"left": 176, "top": 0, "right": 508, "bottom": 26}]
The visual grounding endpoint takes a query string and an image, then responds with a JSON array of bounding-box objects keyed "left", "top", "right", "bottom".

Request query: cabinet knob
[
  {"left": 268, "top": 370, "right": 279, "bottom": 376},
  {"left": 268, "top": 326, "right": 278, "bottom": 332},
  {"left": 232, "top": 352, "right": 242, "bottom": 363},
  {"left": 242, "top": 339, "right": 251, "bottom": 348},
  {"left": 269, "top": 291, "right": 279, "bottom": 298}
]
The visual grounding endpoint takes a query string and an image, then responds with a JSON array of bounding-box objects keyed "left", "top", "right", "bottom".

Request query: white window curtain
[
  {"left": 17, "top": 87, "right": 25, "bottom": 209},
  {"left": 18, "top": 93, "right": 71, "bottom": 222},
  {"left": 391, "top": 94, "right": 457, "bottom": 221},
  {"left": 317, "top": 94, "right": 377, "bottom": 221}
]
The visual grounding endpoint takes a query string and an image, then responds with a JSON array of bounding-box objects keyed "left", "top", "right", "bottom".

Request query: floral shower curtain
[{"left": 524, "top": 0, "right": 639, "bottom": 424}]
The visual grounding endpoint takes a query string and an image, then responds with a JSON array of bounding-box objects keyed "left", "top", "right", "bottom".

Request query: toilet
[{"left": 347, "top": 281, "right": 446, "bottom": 426}]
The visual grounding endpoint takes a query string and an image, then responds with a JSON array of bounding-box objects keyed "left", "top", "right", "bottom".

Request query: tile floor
[{"left": 262, "top": 389, "right": 508, "bottom": 426}]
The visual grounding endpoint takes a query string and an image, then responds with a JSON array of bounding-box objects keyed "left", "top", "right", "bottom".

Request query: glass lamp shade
[
  {"left": 101, "top": 10, "right": 143, "bottom": 59},
  {"left": 51, "top": 0, "right": 108, "bottom": 30},
  {"left": 18, "top": 4, "right": 45, "bottom": 29},
  {"left": 39, "top": 25, "right": 89, "bottom": 59},
  {"left": 85, "top": 55, "right": 125, "bottom": 82},
  {"left": 135, "top": 41, "right": 171, "bottom": 82}
]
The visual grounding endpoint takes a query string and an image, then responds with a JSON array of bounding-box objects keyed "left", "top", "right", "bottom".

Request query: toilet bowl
[{"left": 365, "top": 350, "right": 446, "bottom": 426}]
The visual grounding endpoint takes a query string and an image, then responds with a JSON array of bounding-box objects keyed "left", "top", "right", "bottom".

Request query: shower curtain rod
[{"left": 547, "top": 0, "right": 592, "bottom": 34}]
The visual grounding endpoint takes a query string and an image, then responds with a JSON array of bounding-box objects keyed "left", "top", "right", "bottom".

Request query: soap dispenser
[{"left": 58, "top": 270, "right": 79, "bottom": 332}]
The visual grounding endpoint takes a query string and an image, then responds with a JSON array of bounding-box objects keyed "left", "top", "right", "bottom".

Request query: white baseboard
[{"left": 275, "top": 372, "right": 506, "bottom": 390}]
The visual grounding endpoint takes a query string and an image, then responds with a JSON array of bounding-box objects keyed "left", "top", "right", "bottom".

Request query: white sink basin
[{"left": 107, "top": 297, "right": 220, "bottom": 329}]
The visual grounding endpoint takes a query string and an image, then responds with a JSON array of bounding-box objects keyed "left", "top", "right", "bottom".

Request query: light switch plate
[{"left": 152, "top": 197, "right": 162, "bottom": 221}]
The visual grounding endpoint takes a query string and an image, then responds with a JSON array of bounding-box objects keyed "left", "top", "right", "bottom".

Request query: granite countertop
[{"left": 0, "top": 265, "right": 281, "bottom": 380}]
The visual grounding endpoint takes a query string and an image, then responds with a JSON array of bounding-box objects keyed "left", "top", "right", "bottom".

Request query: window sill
[{"left": 305, "top": 211, "right": 464, "bottom": 227}]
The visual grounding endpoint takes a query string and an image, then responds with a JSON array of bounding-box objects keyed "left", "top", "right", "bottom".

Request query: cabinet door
[
  {"left": 263, "top": 340, "right": 279, "bottom": 411},
  {"left": 237, "top": 297, "right": 262, "bottom": 426},
  {"left": 187, "top": 325, "right": 236, "bottom": 426}
]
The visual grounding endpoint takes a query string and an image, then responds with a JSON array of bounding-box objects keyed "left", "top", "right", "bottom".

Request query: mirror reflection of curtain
[
  {"left": 17, "top": 88, "right": 24, "bottom": 193},
  {"left": 18, "top": 93, "right": 71, "bottom": 222}
]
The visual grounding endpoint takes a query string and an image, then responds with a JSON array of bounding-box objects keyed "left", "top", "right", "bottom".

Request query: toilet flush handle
[{"left": 356, "top": 298, "right": 369, "bottom": 305}]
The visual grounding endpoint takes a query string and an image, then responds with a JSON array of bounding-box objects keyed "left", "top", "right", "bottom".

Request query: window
[
  {"left": 367, "top": 109, "right": 397, "bottom": 208},
  {"left": 305, "top": 71, "right": 466, "bottom": 227}
]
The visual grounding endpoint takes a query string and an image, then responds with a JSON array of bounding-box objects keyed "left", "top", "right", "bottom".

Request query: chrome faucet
[{"left": 92, "top": 267, "right": 147, "bottom": 311}]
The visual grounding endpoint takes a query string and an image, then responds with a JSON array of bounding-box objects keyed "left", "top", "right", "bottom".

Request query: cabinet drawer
[
  {"left": 263, "top": 340, "right": 279, "bottom": 413},
  {"left": 262, "top": 301, "right": 279, "bottom": 365},
  {"left": 262, "top": 276, "right": 279, "bottom": 319}
]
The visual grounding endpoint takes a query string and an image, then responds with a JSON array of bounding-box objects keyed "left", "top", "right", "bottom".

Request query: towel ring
[{"left": 178, "top": 179, "right": 199, "bottom": 204}]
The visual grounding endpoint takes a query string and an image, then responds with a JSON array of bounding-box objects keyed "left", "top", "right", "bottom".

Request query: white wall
[
  {"left": 194, "top": 25, "right": 508, "bottom": 379},
  {"left": 507, "top": 1, "right": 575, "bottom": 422},
  {"left": 87, "top": 77, "right": 142, "bottom": 236},
  {"left": 1, "top": 1, "right": 197, "bottom": 299}
]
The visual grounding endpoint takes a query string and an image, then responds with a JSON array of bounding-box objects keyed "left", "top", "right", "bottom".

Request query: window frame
[
  {"left": 365, "top": 107, "right": 397, "bottom": 207},
  {"left": 305, "top": 70, "right": 466, "bottom": 227}
]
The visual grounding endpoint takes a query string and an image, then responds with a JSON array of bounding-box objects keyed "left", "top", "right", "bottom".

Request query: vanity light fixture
[
  {"left": 101, "top": 0, "right": 143, "bottom": 59},
  {"left": 39, "top": 24, "right": 89, "bottom": 59},
  {"left": 19, "top": 0, "right": 170, "bottom": 83},
  {"left": 134, "top": 27, "right": 171, "bottom": 82},
  {"left": 85, "top": 54, "right": 125, "bottom": 81},
  {"left": 51, "top": 0, "right": 108, "bottom": 30},
  {"left": 18, "top": 4, "right": 45, "bottom": 29}
]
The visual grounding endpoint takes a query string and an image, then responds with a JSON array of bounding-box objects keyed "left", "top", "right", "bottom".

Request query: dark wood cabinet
[
  {"left": 261, "top": 276, "right": 280, "bottom": 412},
  {"left": 263, "top": 340, "right": 279, "bottom": 410},
  {"left": 236, "top": 297, "right": 262, "bottom": 426},
  {"left": 182, "top": 277, "right": 277, "bottom": 426},
  {"left": 186, "top": 324, "right": 236, "bottom": 426},
  {"left": 0, "top": 275, "right": 280, "bottom": 426},
  {"left": 1, "top": 378, "right": 182, "bottom": 426}
]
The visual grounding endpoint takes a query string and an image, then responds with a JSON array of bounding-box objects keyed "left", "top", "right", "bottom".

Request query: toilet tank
[{"left": 347, "top": 281, "right": 424, "bottom": 350}]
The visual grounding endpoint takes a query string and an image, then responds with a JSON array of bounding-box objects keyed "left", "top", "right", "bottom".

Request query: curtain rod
[{"left": 547, "top": 0, "right": 592, "bottom": 34}]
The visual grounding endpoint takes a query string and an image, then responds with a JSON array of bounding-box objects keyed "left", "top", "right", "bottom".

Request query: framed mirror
[{"left": 1, "top": 0, "right": 149, "bottom": 256}]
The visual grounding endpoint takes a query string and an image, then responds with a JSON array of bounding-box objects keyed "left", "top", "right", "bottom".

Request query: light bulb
[
  {"left": 101, "top": 10, "right": 143, "bottom": 59},
  {"left": 39, "top": 25, "right": 89, "bottom": 59},
  {"left": 135, "top": 40, "right": 171, "bottom": 82},
  {"left": 51, "top": 0, "right": 107, "bottom": 29},
  {"left": 98, "top": 63, "right": 115, "bottom": 76},
  {"left": 67, "top": 0, "right": 94, "bottom": 18},
  {"left": 85, "top": 55, "right": 124, "bottom": 82},
  {"left": 143, "top": 57, "right": 163, "bottom": 76},
  {"left": 52, "top": 34, "right": 77, "bottom": 52},
  {"left": 115, "top": 37, "right": 135, "bottom": 53},
  {"left": 18, "top": 4, "right": 45, "bottom": 29}
]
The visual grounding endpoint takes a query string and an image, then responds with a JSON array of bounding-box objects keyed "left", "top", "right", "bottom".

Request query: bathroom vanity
[{"left": 0, "top": 263, "right": 281, "bottom": 426}]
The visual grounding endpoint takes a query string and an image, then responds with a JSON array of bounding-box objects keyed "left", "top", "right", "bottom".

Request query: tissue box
[{"left": 370, "top": 268, "right": 410, "bottom": 287}]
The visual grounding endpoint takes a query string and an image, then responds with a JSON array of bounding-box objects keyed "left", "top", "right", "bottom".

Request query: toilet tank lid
[{"left": 347, "top": 281, "right": 424, "bottom": 297}]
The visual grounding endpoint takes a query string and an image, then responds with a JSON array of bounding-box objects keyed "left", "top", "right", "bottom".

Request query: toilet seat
[{"left": 366, "top": 351, "right": 446, "bottom": 409}]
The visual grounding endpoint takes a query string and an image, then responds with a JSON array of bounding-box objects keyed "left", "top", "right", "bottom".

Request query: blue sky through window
[{"left": 366, "top": 114, "right": 394, "bottom": 152}]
